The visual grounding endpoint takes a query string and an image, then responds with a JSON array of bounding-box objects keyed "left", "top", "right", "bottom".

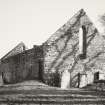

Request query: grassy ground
[{"left": 0, "top": 80, "right": 105, "bottom": 105}]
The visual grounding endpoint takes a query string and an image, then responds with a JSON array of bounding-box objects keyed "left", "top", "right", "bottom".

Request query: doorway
[{"left": 38, "top": 59, "right": 43, "bottom": 82}]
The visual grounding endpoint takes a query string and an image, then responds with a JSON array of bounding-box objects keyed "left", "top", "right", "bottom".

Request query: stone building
[
  {"left": 42, "top": 9, "right": 105, "bottom": 88},
  {"left": 0, "top": 43, "right": 43, "bottom": 84},
  {"left": 1, "top": 9, "right": 105, "bottom": 89}
]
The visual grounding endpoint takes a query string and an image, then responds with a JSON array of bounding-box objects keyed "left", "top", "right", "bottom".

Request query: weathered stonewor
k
[
  {"left": 43, "top": 9, "right": 105, "bottom": 88},
  {"left": 0, "top": 9, "right": 105, "bottom": 89}
]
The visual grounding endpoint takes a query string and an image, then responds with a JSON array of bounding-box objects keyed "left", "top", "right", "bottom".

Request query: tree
[
  {"left": 99, "top": 13, "right": 105, "bottom": 33},
  {"left": 100, "top": 14, "right": 105, "bottom": 25}
]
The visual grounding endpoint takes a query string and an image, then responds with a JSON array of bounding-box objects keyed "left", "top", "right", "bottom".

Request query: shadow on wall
[
  {"left": 0, "top": 46, "right": 44, "bottom": 84},
  {"left": 46, "top": 71, "right": 61, "bottom": 87}
]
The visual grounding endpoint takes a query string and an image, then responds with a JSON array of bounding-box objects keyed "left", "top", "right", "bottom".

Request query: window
[
  {"left": 94, "top": 72, "right": 99, "bottom": 82},
  {"left": 79, "top": 26, "right": 87, "bottom": 59}
]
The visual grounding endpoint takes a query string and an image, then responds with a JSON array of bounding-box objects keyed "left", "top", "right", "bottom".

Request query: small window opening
[
  {"left": 79, "top": 26, "right": 87, "bottom": 59},
  {"left": 94, "top": 72, "right": 99, "bottom": 82}
]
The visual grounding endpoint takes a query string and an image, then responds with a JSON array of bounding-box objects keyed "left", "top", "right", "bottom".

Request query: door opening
[{"left": 38, "top": 60, "right": 43, "bottom": 82}]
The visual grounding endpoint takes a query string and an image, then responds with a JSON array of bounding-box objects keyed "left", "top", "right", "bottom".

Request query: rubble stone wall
[
  {"left": 0, "top": 46, "right": 43, "bottom": 84},
  {"left": 43, "top": 9, "right": 105, "bottom": 88}
]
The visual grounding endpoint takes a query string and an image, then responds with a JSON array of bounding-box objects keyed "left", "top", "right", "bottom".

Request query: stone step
[
  {"left": 0, "top": 96, "right": 105, "bottom": 105},
  {"left": 0, "top": 81, "right": 105, "bottom": 104}
]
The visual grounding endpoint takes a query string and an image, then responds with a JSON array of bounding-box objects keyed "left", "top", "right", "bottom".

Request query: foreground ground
[{"left": 0, "top": 80, "right": 105, "bottom": 105}]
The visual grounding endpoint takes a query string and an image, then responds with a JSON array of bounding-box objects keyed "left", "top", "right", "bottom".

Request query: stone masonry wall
[
  {"left": 1, "top": 42, "right": 26, "bottom": 61},
  {"left": 1, "top": 46, "right": 43, "bottom": 84},
  {"left": 43, "top": 9, "right": 105, "bottom": 88}
]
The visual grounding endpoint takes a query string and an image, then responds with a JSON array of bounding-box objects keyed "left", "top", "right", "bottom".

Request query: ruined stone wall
[
  {"left": 1, "top": 42, "right": 26, "bottom": 61},
  {"left": 43, "top": 9, "right": 105, "bottom": 88},
  {"left": 1, "top": 46, "right": 43, "bottom": 84}
]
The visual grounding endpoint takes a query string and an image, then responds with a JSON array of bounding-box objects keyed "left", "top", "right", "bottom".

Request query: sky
[{"left": 0, "top": 0, "right": 105, "bottom": 58}]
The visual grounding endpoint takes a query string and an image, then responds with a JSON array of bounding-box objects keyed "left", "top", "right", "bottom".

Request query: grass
[{"left": 0, "top": 80, "right": 105, "bottom": 105}]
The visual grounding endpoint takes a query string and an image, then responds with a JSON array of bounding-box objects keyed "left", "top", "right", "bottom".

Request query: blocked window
[{"left": 79, "top": 26, "right": 87, "bottom": 59}]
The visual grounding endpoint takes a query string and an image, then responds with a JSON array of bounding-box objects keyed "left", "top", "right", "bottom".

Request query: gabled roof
[
  {"left": 1, "top": 42, "right": 27, "bottom": 61},
  {"left": 44, "top": 9, "right": 98, "bottom": 45}
]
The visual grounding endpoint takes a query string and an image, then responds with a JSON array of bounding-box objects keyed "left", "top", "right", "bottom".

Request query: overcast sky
[{"left": 0, "top": 0, "right": 105, "bottom": 58}]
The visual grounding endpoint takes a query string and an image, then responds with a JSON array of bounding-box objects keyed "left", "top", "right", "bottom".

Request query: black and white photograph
[{"left": 0, "top": 0, "right": 105, "bottom": 104}]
